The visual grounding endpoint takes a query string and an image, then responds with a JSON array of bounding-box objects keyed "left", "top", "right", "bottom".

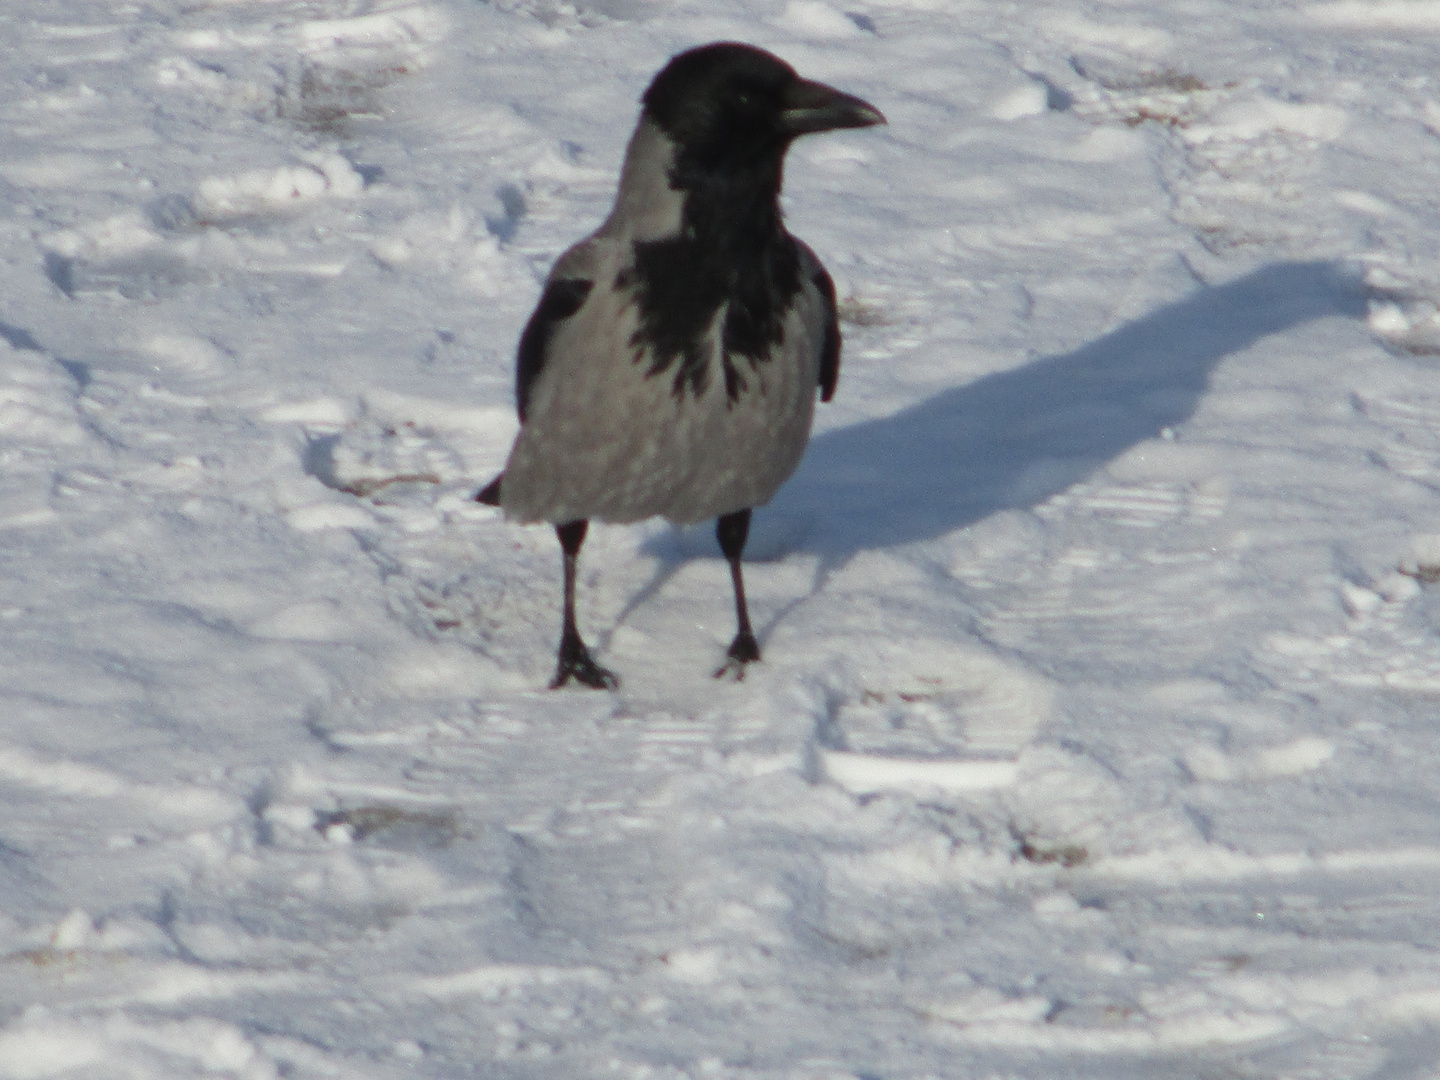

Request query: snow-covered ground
[{"left": 6, "top": 0, "right": 1440, "bottom": 1075}]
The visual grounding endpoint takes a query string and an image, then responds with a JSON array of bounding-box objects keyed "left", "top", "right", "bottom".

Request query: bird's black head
[{"left": 641, "top": 43, "right": 884, "bottom": 175}]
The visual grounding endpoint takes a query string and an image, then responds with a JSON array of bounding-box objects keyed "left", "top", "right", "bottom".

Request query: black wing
[
  {"left": 515, "top": 278, "right": 594, "bottom": 422},
  {"left": 814, "top": 265, "right": 840, "bottom": 402}
]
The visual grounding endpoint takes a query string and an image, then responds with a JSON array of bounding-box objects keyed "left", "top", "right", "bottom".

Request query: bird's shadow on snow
[
  {"left": 778, "top": 258, "right": 1366, "bottom": 559},
  {"left": 629, "top": 259, "right": 1364, "bottom": 634}
]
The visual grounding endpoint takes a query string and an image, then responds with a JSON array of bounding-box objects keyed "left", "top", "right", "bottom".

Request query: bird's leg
[
  {"left": 715, "top": 508, "right": 761, "bottom": 679},
  {"left": 551, "top": 520, "right": 618, "bottom": 690}
]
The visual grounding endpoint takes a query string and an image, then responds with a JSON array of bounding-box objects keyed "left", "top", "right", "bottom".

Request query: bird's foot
[
  {"left": 551, "top": 635, "right": 618, "bottom": 690},
  {"left": 714, "top": 631, "right": 761, "bottom": 680}
]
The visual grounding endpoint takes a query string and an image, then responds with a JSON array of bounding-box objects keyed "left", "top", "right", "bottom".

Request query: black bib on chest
[{"left": 625, "top": 160, "right": 803, "bottom": 404}]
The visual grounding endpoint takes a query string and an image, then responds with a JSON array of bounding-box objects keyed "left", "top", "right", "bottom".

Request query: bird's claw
[
  {"left": 551, "top": 636, "right": 618, "bottom": 690},
  {"left": 714, "top": 631, "right": 761, "bottom": 680}
]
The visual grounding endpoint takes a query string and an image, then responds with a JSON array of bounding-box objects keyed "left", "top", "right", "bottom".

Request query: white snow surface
[{"left": 4, "top": 0, "right": 1440, "bottom": 1077}]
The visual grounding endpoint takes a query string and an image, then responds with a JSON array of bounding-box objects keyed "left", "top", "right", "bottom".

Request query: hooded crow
[{"left": 477, "top": 42, "right": 884, "bottom": 689}]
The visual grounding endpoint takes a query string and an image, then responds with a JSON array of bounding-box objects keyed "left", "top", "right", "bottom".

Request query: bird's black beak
[{"left": 780, "top": 78, "right": 886, "bottom": 136}]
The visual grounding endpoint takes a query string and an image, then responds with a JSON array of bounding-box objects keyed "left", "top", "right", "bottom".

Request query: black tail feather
[{"left": 475, "top": 474, "right": 503, "bottom": 506}]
